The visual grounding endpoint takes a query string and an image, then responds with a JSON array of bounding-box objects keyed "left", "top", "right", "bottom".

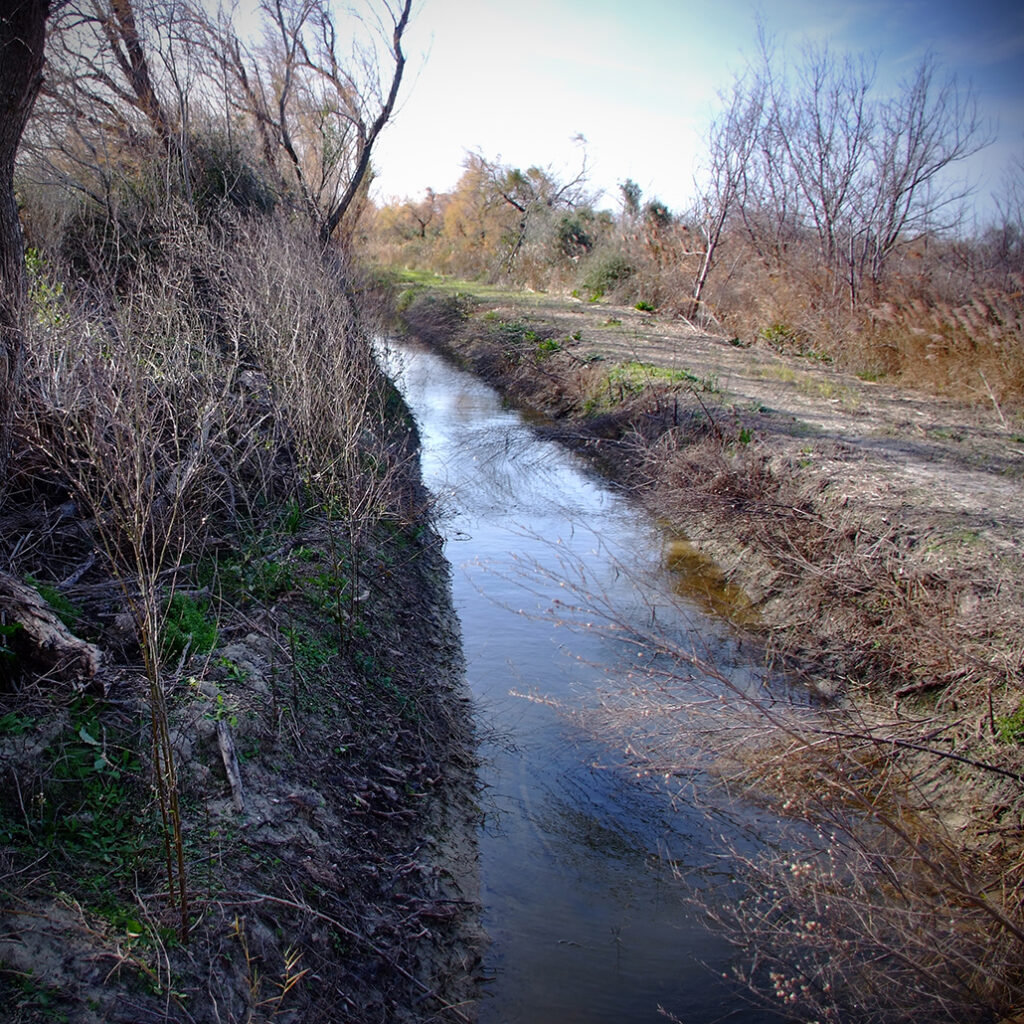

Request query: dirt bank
[{"left": 0, "top": 512, "right": 481, "bottom": 1022}]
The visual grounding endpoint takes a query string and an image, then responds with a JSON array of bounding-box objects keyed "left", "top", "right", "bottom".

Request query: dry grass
[{"left": 1, "top": 195, "right": 477, "bottom": 1021}]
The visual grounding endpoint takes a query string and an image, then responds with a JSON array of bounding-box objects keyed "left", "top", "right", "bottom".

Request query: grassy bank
[{"left": 394, "top": 272, "right": 1024, "bottom": 1022}]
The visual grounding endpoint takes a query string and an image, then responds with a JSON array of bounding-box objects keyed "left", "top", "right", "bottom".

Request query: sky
[{"left": 365, "top": 0, "right": 1024, "bottom": 222}]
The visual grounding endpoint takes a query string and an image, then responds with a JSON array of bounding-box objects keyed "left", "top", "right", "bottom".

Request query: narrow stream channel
[{"left": 384, "top": 339, "right": 779, "bottom": 1023}]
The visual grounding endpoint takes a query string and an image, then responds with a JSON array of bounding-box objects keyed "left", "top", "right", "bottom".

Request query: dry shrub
[
  {"left": 865, "top": 291, "right": 1024, "bottom": 403},
  {"left": 17, "top": 207, "right": 406, "bottom": 530},
  {"left": 601, "top": 424, "right": 1024, "bottom": 1018},
  {"left": 216, "top": 218, "right": 414, "bottom": 520},
  {"left": 6, "top": 203, "right": 413, "bottom": 942},
  {"left": 560, "top": 545, "right": 1024, "bottom": 1023},
  {"left": 693, "top": 229, "right": 1024, "bottom": 404}
]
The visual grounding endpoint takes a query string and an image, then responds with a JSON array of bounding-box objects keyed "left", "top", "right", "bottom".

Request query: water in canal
[{"left": 383, "top": 339, "right": 780, "bottom": 1024}]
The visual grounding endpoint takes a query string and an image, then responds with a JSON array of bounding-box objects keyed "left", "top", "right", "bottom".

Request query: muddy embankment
[
  {"left": 396, "top": 282, "right": 1024, "bottom": 903},
  {"left": 0, "top": 450, "right": 482, "bottom": 1022}
]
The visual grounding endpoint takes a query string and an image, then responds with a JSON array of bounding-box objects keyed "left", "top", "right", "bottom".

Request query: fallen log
[{"left": 0, "top": 569, "right": 102, "bottom": 682}]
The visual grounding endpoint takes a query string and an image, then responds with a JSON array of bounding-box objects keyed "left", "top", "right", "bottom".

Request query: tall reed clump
[{"left": 14, "top": 198, "right": 408, "bottom": 938}]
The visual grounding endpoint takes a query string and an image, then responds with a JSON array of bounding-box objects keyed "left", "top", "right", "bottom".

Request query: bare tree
[
  {"left": 761, "top": 39, "right": 876, "bottom": 307},
  {"left": 27, "top": 0, "right": 204, "bottom": 217},
  {"left": 209, "top": 0, "right": 412, "bottom": 246},
  {"left": 474, "top": 141, "right": 591, "bottom": 276},
  {"left": 698, "top": 38, "right": 989, "bottom": 313},
  {"left": 1, "top": 0, "right": 50, "bottom": 472},
  {"left": 861, "top": 53, "right": 988, "bottom": 296},
  {"left": 690, "top": 71, "right": 765, "bottom": 316},
  {"left": 982, "top": 152, "right": 1024, "bottom": 287},
  {"left": 41, "top": 0, "right": 179, "bottom": 142}
]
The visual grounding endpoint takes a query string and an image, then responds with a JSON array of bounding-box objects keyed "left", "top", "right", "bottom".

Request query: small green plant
[
  {"left": 492, "top": 319, "right": 538, "bottom": 346},
  {"left": 8, "top": 972, "right": 69, "bottom": 1021},
  {"left": 161, "top": 593, "right": 218, "bottom": 662},
  {"left": 281, "top": 500, "right": 305, "bottom": 535},
  {"left": 634, "top": 300, "right": 656, "bottom": 312},
  {"left": 761, "top": 321, "right": 799, "bottom": 347},
  {"left": 4, "top": 714, "right": 148, "bottom": 884},
  {"left": 738, "top": 427, "right": 753, "bottom": 446},
  {"left": 217, "top": 656, "right": 250, "bottom": 686},
  {"left": 208, "top": 535, "right": 300, "bottom": 605},
  {"left": 0, "top": 711, "right": 34, "bottom": 735},
  {"left": 28, "top": 576, "right": 82, "bottom": 629},
  {"left": 283, "top": 625, "right": 338, "bottom": 677},
  {"left": 996, "top": 704, "right": 1024, "bottom": 745},
  {"left": 581, "top": 252, "right": 634, "bottom": 301},
  {"left": 209, "top": 691, "right": 238, "bottom": 727},
  {"left": 25, "top": 248, "right": 69, "bottom": 330},
  {"left": 0, "top": 622, "right": 23, "bottom": 668},
  {"left": 535, "top": 337, "right": 561, "bottom": 358}
]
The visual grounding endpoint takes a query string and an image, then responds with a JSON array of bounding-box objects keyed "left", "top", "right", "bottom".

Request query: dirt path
[{"left": 500, "top": 295, "right": 1024, "bottom": 548}]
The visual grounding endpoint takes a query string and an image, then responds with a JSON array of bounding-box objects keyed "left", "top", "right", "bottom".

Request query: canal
[{"left": 384, "top": 338, "right": 780, "bottom": 1023}]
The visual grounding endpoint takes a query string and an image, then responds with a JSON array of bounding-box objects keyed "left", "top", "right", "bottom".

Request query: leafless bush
[
  {"left": 9, "top": 201, "right": 413, "bottom": 940},
  {"left": 17, "top": 227, "right": 243, "bottom": 938}
]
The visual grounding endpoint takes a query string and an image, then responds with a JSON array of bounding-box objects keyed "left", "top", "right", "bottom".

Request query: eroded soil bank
[
  {"left": 396, "top": 278, "right": 1024, "bottom": 1017},
  {"left": 0, "top": 511, "right": 481, "bottom": 1022}
]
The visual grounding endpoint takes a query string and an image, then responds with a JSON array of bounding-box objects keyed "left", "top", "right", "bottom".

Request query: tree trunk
[{"left": 0, "top": 0, "right": 49, "bottom": 474}]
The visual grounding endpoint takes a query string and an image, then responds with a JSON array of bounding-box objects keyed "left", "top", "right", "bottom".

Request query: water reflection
[
  {"left": 382, "top": 339, "right": 777, "bottom": 1024},
  {"left": 662, "top": 532, "right": 758, "bottom": 624}
]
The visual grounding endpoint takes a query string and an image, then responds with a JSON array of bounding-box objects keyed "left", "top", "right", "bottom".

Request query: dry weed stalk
[
  {"left": 220, "top": 221, "right": 417, "bottom": 616},
  {"left": 230, "top": 915, "right": 310, "bottom": 1023},
  {"left": 21, "top": 257, "right": 242, "bottom": 939}
]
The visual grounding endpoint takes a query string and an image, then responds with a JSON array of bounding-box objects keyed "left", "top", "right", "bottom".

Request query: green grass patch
[
  {"left": 585, "top": 360, "right": 721, "bottom": 413},
  {"left": 996, "top": 704, "right": 1024, "bottom": 745},
  {"left": 611, "top": 361, "right": 718, "bottom": 391},
  {"left": 1, "top": 709, "right": 151, "bottom": 887},
  {"left": 27, "top": 576, "right": 82, "bottom": 630},
  {"left": 161, "top": 593, "right": 218, "bottom": 662},
  {"left": 0, "top": 711, "right": 34, "bottom": 735},
  {"left": 283, "top": 625, "right": 339, "bottom": 678}
]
